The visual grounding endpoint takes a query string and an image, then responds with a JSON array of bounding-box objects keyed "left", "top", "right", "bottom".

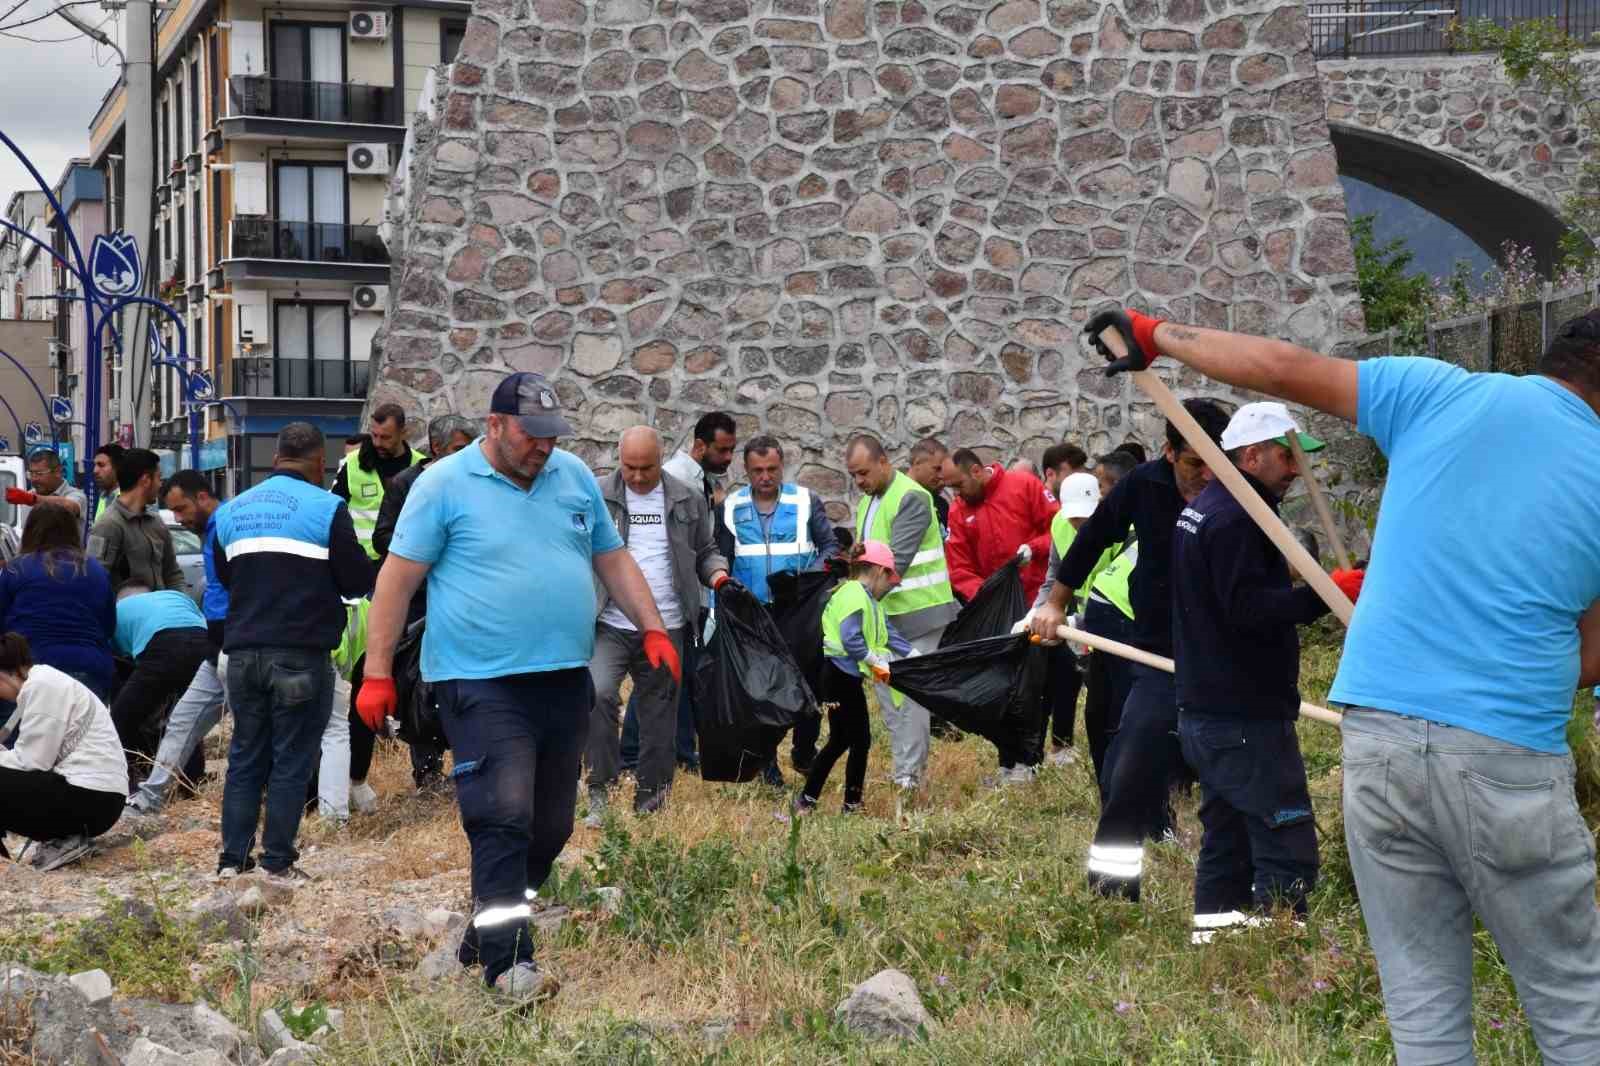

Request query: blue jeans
[
  {"left": 621, "top": 634, "right": 699, "bottom": 769},
  {"left": 1178, "top": 714, "right": 1318, "bottom": 919},
  {"left": 220, "top": 648, "right": 334, "bottom": 873},
  {"left": 438, "top": 668, "right": 591, "bottom": 984},
  {"left": 130, "top": 656, "right": 226, "bottom": 813},
  {"left": 1342, "top": 706, "right": 1600, "bottom": 1065}
]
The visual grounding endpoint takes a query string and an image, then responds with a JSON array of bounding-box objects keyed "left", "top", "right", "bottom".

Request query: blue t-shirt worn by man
[
  {"left": 1330, "top": 356, "right": 1600, "bottom": 753},
  {"left": 114, "top": 589, "right": 207, "bottom": 658},
  {"left": 389, "top": 440, "right": 624, "bottom": 683}
]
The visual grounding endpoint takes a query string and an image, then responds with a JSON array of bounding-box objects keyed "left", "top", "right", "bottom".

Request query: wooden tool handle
[
  {"left": 1054, "top": 623, "right": 1343, "bottom": 728},
  {"left": 1285, "top": 433, "right": 1352, "bottom": 571}
]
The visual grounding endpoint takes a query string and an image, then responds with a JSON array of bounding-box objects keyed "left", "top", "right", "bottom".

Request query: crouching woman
[{"left": 0, "top": 632, "right": 128, "bottom": 869}]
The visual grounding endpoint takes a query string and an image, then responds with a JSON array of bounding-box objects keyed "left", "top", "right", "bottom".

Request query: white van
[{"left": 0, "top": 454, "right": 23, "bottom": 560}]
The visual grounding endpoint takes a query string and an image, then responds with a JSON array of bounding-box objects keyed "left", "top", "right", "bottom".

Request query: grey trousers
[
  {"left": 586, "top": 623, "right": 686, "bottom": 804},
  {"left": 881, "top": 628, "right": 941, "bottom": 786},
  {"left": 1342, "top": 706, "right": 1600, "bottom": 1065}
]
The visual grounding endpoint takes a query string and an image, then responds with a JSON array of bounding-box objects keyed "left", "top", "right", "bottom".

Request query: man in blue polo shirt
[
  {"left": 357, "top": 371, "right": 678, "bottom": 1002},
  {"left": 1076, "top": 306, "right": 1600, "bottom": 1064}
]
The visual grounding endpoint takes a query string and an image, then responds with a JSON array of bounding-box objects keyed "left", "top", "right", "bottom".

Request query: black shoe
[
  {"left": 841, "top": 800, "right": 864, "bottom": 815},
  {"left": 761, "top": 761, "right": 785, "bottom": 790},
  {"left": 633, "top": 788, "right": 669, "bottom": 816}
]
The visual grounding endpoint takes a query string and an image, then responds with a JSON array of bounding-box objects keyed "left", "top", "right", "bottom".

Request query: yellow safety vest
[
  {"left": 821, "top": 579, "right": 902, "bottom": 707},
  {"left": 855, "top": 471, "right": 953, "bottom": 619},
  {"left": 344, "top": 448, "right": 424, "bottom": 559}
]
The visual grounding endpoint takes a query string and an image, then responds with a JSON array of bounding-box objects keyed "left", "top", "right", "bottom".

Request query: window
[
  {"left": 271, "top": 22, "right": 344, "bottom": 121},
  {"left": 274, "top": 300, "right": 353, "bottom": 397},
  {"left": 208, "top": 31, "right": 220, "bottom": 124},
  {"left": 190, "top": 57, "right": 201, "bottom": 147},
  {"left": 441, "top": 20, "right": 466, "bottom": 63},
  {"left": 175, "top": 206, "right": 186, "bottom": 279},
  {"left": 160, "top": 99, "right": 170, "bottom": 170},
  {"left": 274, "top": 162, "right": 345, "bottom": 260}
]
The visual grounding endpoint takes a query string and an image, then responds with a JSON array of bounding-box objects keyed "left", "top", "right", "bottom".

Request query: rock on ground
[{"left": 834, "top": 968, "right": 937, "bottom": 1041}]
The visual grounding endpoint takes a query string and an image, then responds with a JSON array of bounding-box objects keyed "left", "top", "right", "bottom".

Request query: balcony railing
[
  {"left": 1311, "top": 0, "right": 1600, "bottom": 58},
  {"left": 227, "top": 76, "right": 396, "bottom": 125},
  {"left": 232, "top": 355, "right": 369, "bottom": 399},
  {"left": 230, "top": 218, "right": 389, "bottom": 265}
]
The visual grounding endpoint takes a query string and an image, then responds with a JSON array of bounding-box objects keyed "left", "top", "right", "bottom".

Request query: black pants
[
  {"left": 1082, "top": 600, "right": 1136, "bottom": 787},
  {"left": 0, "top": 767, "right": 123, "bottom": 852},
  {"left": 1178, "top": 714, "right": 1319, "bottom": 917},
  {"left": 110, "top": 628, "right": 212, "bottom": 775},
  {"left": 802, "top": 667, "right": 871, "bottom": 807},
  {"left": 1046, "top": 646, "right": 1083, "bottom": 748},
  {"left": 348, "top": 656, "right": 446, "bottom": 786},
  {"left": 1086, "top": 663, "right": 1188, "bottom": 901}
]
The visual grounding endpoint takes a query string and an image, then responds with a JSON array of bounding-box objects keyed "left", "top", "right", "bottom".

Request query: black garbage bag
[
  {"left": 889, "top": 633, "right": 1049, "bottom": 762},
  {"left": 766, "top": 568, "right": 839, "bottom": 701},
  {"left": 395, "top": 618, "right": 445, "bottom": 749},
  {"left": 940, "top": 556, "right": 1028, "bottom": 647},
  {"left": 694, "top": 584, "right": 821, "bottom": 782}
]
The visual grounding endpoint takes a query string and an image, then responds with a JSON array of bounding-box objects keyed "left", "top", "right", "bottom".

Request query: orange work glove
[
  {"left": 642, "top": 630, "right": 681, "bottom": 684},
  {"left": 355, "top": 676, "right": 397, "bottom": 734},
  {"left": 1331, "top": 568, "right": 1365, "bottom": 603},
  {"left": 870, "top": 663, "right": 891, "bottom": 685},
  {"left": 4, "top": 487, "right": 37, "bottom": 506}
]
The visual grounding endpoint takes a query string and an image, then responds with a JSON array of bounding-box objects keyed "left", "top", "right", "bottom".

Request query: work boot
[
  {"left": 493, "top": 961, "right": 560, "bottom": 1003},
  {"left": 633, "top": 787, "right": 668, "bottom": 816},
  {"left": 31, "top": 835, "right": 93, "bottom": 872},
  {"left": 1048, "top": 746, "right": 1078, "bottom": 767}
]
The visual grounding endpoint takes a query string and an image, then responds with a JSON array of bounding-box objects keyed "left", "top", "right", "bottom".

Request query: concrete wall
[{"left": 375, "top": 0, "right": 1367, "bottom": 511}]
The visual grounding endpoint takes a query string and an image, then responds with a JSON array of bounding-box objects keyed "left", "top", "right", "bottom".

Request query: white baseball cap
[
  {"left": 1057, "top": 471, "right": 1101, "bottom": 518},
  {"left": 1220, "top": 401, "right": 1325, "bottom": 452}
]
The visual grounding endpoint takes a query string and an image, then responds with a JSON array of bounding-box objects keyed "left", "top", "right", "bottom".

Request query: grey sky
[{"left": 0, "top": 1, "right": 120, "bottom": 217}]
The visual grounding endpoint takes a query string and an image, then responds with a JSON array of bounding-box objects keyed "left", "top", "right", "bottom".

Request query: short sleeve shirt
[
  {"left": 389, "top": 441, "right": 624, "bottom": 681},
  {"left": 113, "top": 589, "right": 207, "bottom": 657},
  {"left": 1330, "top": 356, "right": 1600, "bottom": 753}
]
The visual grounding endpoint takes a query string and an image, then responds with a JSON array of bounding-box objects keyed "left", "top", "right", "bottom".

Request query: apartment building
[{"left": 87, "top": 0, "right": 467, "bottom": 488}]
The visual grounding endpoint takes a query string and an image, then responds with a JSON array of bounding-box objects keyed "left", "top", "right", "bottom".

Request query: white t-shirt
[
  {"left": 0, "top": 664, "right": 128, "bottom": 796},
  {"left": 599, "top": 484, "right": 683, "bottom": 632}
]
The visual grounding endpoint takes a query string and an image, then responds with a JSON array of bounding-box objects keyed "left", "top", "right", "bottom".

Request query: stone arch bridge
[{"left": 1318, "top": 51, "right": 1597, "bottom": 274}]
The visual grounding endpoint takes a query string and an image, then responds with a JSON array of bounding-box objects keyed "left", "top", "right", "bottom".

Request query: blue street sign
[
  {"left": 189, "top": 370, "right": 214, "bottom": 400},
  {"left": 199, "top": 437, "right": 227, "bottom": 471},
  {"left": 49, "top": 395, "right": 71, "bottom": 422},
  {"left": 55, "top": 441, "right": 74, "bottom": 472},
  {"left": 0, "top": 437, "right": 10, "bottom": 453},
  {"left": 23, "top": 422, "right": 44, "bottom": 445},
  {"left": 88, "top": 231, "right": 141, "bottom": 299}
]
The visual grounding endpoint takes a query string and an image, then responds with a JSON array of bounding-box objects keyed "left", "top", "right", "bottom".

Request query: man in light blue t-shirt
[
  {"left": 1077, "top": 306, "right": 1600, "bottom": 1064},
  {"left": 109, "top": 587, "right": 211, "bottom": 776},
  {"left": 354, "top": 372, "right": 678, "bottom": 1002}
]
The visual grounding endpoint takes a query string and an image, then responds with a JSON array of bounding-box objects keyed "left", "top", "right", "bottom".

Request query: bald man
[{"left": 584, "top": 427, "right": 732, "bottom": 822}]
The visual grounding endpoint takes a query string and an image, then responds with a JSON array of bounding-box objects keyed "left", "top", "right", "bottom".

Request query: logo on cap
[{"left": 538, "top": 388, "right": 556, "bottom": 410}]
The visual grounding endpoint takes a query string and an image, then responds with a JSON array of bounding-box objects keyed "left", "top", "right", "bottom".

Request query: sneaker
[
  {"left": 792, "top": 793, "right": 817, "bottom": 815},
  {"left": 492, "top": 961, "right": 560, "bottom": 1003},
  {"left": 840, "top": 800, "right": 864, "bottom": 815},
  {"left": 349, "top": 780, "right": 379, "bottom": 814},
  {"left": 115, "top": 807, "right": 165, "bottom": 840},
  {"left": 31, "top": 835, "right": 93, "bottom": 872},
  {"left": 761, "top": 761, "right": 786, "bottom": 790},
  {"left": 263, "top": 864, "right": 315, "bottom": 888},
  {"left": 633, "top": 788, "right": 668, "bottom": 816},
  {"left": 583, "top": 788, "right": 607, "bottom": 830},
  {"left": 1048, "top": 747, "right": 1079, "bottom": 767}
]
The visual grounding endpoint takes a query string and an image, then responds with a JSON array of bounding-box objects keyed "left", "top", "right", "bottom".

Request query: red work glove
[
  {"left": 5, "top": 487, "right": 37, "bottom": 506},
  {"left": 711, "top": 572, "right": 743, "bottom": 595},
  {"left": 642, "top": 630, "right": 681, "bottom": 684},
  {"left": 1084, "top": 308, "right": 1165, "bottom": 375},
  {"left": 355, "top": 675, "right": 397, "bottom": 734},
  {"left": 1331, "top": 568, "right": 1365, "bottom": 603}
]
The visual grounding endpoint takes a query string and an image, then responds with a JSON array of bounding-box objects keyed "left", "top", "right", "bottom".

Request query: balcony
[
  {"left": 220, "top": 76, "right": 404, "bottom": 146},
  {"left": 223, "top": 218, "right": 390, "bottom": 285},
  {"left": 232, "top": 355, "right": 369, "bottom": 400}
]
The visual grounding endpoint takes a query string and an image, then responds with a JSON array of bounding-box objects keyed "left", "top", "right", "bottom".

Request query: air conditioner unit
[
  {"left": 347, "top": 143, "right": 390, "bottom": 176},
  {"left": 351, "top": 283, "right": 388, "bottom": 313},
  {"left": 348, "top": 10, "right": 389, "bottom": 39}
]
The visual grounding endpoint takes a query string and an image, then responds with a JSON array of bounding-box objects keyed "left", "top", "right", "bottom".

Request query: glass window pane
[
  {"left": 312, "top": 304, "right": 345, "bottom": 360},
  {"left": 308, "top": 27, "right": 341, "bottom": 83},
  {"left": 278, "top": 166, "right": 308, "bottom": 221},
  {"left": 271, "top": 25, "right": 304, "bottom": 81},
  {"left": 312, "top": 166, "right": 344, "bottom": 224},
  {"left": 277, "top": 302, "right": 307, "bottom": 357}
]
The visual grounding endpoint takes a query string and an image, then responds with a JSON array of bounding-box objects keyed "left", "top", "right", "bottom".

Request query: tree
[
  {"left": 1453, "top": 17, "right": 1600, "bottom": 272},
  {"left": 1350, "top": 214, "right": 1434, "bottom": 348}
]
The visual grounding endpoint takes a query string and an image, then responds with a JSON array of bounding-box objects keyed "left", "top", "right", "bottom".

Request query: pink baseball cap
[{"left": 858, "top": 540, "right": 900, "bottom": 582}]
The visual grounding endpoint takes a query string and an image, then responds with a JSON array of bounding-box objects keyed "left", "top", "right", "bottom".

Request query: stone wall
[{"left": 373, "top": 0, "right": 1366, "bottom": 513}]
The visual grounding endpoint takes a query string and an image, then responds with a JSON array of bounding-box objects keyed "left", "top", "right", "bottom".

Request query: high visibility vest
[
  {"left": 332, "top": 597, "right": 369, "bottom": 682},
  {"left": 1089, "top": 537, "right": 1136, "bottom": 620},
  {"left": 724, "top": 482, "right": 815, "bottom": 604},
  {"left": 344, "top": 448, "right": 424, "bottom": 559},
  {"left": 1050, "top": 511, "right": 1114, "bottom": 606},
  {"left": 854, "top": 471, "right": 953, "bottom": 619},
  {"left": 821, "top": 579, "right": 902, "bottom": 706}
]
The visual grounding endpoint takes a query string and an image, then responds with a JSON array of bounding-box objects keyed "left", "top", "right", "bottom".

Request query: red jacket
[{"left": 946, "top": 464, "right": 1059, "bottom": 603}]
